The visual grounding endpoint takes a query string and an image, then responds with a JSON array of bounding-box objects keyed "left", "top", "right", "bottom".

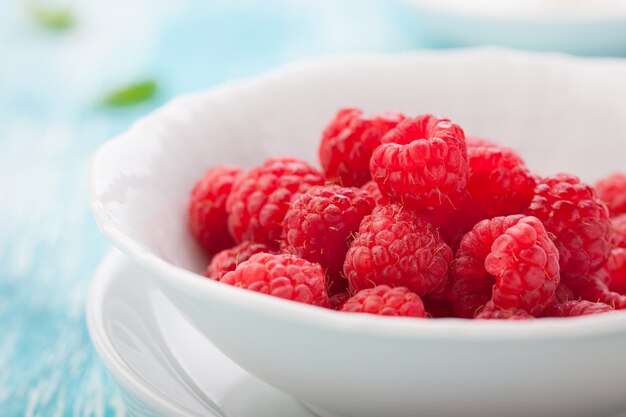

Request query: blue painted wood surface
[{"left": 0, "top": 1, "right": 422, "bottom": 415}]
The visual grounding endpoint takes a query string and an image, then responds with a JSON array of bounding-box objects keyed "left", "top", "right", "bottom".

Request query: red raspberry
[
  {"left": 226, "top": 158, "right": 323, "bottom": 246},
  {"left": 464, "top": 145, "right": 536, "bottom": 221},
  {"left": 606, "top": 248, "right": 626, "bottom": 294},
  {"left": 188, "top": 166, "right": 243, "bottom": 255},
  {"left": 526, "top": 174, "right": 613, "bottom": 276},
  {"left": 474, "top": 302, "right": 533, "bottom": 320},
  {"left": 319, "top": 108, "right": 405, "bottom": 187},
  {"left": 370, "top": 114, "right": 468, "bottom": 212},
  {"left": 205, "top": 241, "right": 273, "bottom": 280},
  {"left": 568, "top": 270, "right": 626, "bottom": 309},
  {"left": 344, "top": 204, "right": 453, "bottom": 296},
  {"left": 220, "top": 253, "right": 329, "bottom": 307},
  {"left": 611, "top": 214, "right": 626, "bottom": 248},
  {"left": 283, "top": 185, "right": 375, "bottom": 293},
  {"left": 449, "top": 216, "right": 525, "bottom": 318},
  {"left": 595, "top": 172, "right": 626, "bottom": 215},
  {"left": 449, "top": 215, "right": 560, "bottom": 317},
  {"left": 340, "top": 285, "right": 425, "bottom": 317},
  {"left": 361, "top": 181, "right": 388, "bottom": 205},
  {"left": 545, "top": 300, "right": 613, "bottom": 317}
]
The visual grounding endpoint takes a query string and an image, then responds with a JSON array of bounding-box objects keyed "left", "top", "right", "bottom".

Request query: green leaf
[
  {"left": 28, "top": 3, "right": 74, "bottom": 31},
  {"left": 102, "top": 80, "right": 158, "bottom": 107}
]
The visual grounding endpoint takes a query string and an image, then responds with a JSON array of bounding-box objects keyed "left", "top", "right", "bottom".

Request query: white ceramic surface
[
  {"left": 89, "top": 250, "right": 626, "bottom": 417},
  {"left": 87, "top": 250, "right": 315, "bottom": 417},
  {"left": 89, "top": 49, "right": 626, "bottom": 417},
  {"left": 405, "top": 0, "right": 626, "bottom": 56}
]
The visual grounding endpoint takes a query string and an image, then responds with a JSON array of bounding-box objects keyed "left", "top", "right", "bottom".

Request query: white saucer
[
  {"left": 87, "top": 250, "right": 315, "bottom": 417},
  {"left": 89, "top": 250, "right": 626, "bottom": 417}
]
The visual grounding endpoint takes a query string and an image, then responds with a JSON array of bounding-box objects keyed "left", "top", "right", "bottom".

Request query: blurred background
[{"left": 1, "top": 0, "right": 625, "bottom": 415}]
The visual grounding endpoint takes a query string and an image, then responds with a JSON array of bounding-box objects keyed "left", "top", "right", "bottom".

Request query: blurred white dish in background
[
  {"left": 413, "top": 0, "right": 626, "bottom": 18},
  {"left": 89, "top": 49, "right": 626, "bottom": 417},
  {"left": 405, "top": 0, "right": 626, "bottom": 55}
]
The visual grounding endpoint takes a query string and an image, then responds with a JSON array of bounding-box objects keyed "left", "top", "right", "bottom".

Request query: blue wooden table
[{"left": 0, "top": 1, "right": 422, "bottom": 415}]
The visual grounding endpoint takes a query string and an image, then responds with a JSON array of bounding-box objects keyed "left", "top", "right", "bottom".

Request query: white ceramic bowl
[
  {"left": 405, "top": 0, "right": 626, "bottom": 56},
  {"left": 89, "top": 49, "right": 626, "bottom": 417}
]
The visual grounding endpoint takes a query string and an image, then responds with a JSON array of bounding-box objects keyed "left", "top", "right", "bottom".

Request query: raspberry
[
  {"left": 205, "top": 241, "right": 273, "bottom": 280},
  {"left": 319, "top": 108, "right": 405, "bottom": 187},
  {"left": 526, "top": 174, "right": 613, "bottom": 276},
  {"left": 283, "top": 185, "right": 375, "bottom": 293},
  {"left": 226, "top": 158, "right": 323, "bottom": 246},
  {"left": 340, "top": 285, "right": 426, "bottom": 317},
  {"left": 344, "top": 204, "right": 453, "bottom": 296},
  {"left": 595, "top": 172, "right": 626, "bottom": 215},
  {"left": 545, "top": 300, "right": 613, "bottom": 317},
  {"left": 568, "top": 270, "right": 626, "bottom": 309},
  {"left": 464, "top": 145, "right": 536, "bottom": 221},
  {"left": 449, "top": 215, "right": 560, "bottom": 317},
  {"left": 611, "top": 214, "right": 626, "bottom": 248},
  {"left": 370, "top": 114, "right": 468, "bottom": 212},
  {"left": 361, "top": 181, "right": 388, "bottom": 205},
  {"left": 606, "top": 248, "right": 626, "bottom": 294},
  {"left": 474, "top": 302, "right": 533, "bottom": 320},
  {"left": 188, "top": 166, "right": 243, "bottom": 255},
  {"left": 220, "top": 253, "right": 329, "bottom": 307}
]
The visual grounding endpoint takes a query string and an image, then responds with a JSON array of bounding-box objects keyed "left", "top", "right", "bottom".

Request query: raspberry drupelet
[
  {"left": 474, "top": 302, "right": 533, "bottom": 320},
  {"left": 343, "top": 204, "right": 453, "bottom": 296},
  {"left": 226, "top": 158, "right": 324, "bottom": 247},
  {"left": 449, "top": 215, "right": 560, "bottom": 318},
  {"left": 595, "top": 172, "right": 626, "bottom": 216},
  {"left": 340, "top": 285, "right": 426, "bottom": 317},
  {"left": 220, "top": 253, "right": 329, "bottom": 307},
  {"left": 369, "top": 114, "right": 468, "bottom": 212},
  {"left": 283, "top": 184, "right": 375, "bottom": 293},
  {"left": 206, "top": 241, "right": 273, "bottom": 280},
  {"left": 319, "top": 108, "right": 405, "bottom": 187},
  {"left": 526, "top": 174, "right": 613, "bottom": 277},
  {"left": 188, "top": 166, "right": 244, "bottom": 255}
]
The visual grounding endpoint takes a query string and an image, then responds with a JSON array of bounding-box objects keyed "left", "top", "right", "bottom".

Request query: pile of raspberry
[{"left": 187, "top": 108, "right": 625, "bottom": 320}]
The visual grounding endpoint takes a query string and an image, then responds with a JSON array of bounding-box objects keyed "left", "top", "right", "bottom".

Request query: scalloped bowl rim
[{"left": 88, "top": 49, "right": 626, "bottom": 343}]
